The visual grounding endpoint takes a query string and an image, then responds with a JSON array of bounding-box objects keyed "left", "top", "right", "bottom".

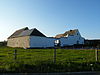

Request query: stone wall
[{"left": 7, "top": 36, "right": 30, "bottom": 48}]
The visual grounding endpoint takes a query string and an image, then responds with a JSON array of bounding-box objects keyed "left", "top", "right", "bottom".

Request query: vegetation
[
  {"left": 0, "top": 46, "right": 100, "bottom": 73},
  {"left": 0, "top": 41, "right": 7, "bottom": 47}
]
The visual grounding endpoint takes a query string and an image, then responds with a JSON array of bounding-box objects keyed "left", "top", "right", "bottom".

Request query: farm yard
[{"left": 0, "top": 46, "right": 100, "bottom": 73}]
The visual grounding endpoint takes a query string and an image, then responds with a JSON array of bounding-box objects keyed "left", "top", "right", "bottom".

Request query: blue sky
[{"left": 0, "top": 0, "right": 100, "bottom": 41}]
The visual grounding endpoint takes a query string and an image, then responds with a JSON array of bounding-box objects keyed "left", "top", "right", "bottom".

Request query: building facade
[
  {"left": 7, "top": 27, "right": 84, "bottom": 48},
  {"left": 55, "top": 29, "right": 84, "bottom": 47}
]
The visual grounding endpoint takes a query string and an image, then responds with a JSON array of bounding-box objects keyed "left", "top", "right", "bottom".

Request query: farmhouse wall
[
  {"left": 7, "top": 36, "right": 30, "bottom": 48},
  {"left": 30, "top": 36, "right": 55, "bottom": 48},
  {"left": 7, "top": 27, "right": 85, "bottom": 48},
  {"left": 60, "top": 34, "right": 84, "bottom": 46}
]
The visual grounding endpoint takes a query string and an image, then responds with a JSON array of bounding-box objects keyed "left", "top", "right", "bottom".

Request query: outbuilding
[{"left": 7, "top": 27, "right": 55, "bottom": 48}]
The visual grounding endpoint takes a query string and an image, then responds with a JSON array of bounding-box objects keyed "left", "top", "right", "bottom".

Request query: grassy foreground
[{"left": 0, "top": 46, "right": 100, "bottom": 72}]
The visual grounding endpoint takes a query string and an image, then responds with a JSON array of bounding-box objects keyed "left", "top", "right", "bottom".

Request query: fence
[
  {"left": 1, "top": 48, "right": 100, "bottom": 63},
  {"left": 12, "top": 48, "right": 100, "bottom": 63},
  {"left": 0, "top": 47, "right": 100, "bottom": 72}
]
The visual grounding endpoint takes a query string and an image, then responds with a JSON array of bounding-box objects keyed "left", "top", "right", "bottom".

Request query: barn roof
[
  {"left": 55, "top": 29, "right": 78, "bottom": 38},
  {"left": 8, "top": 27, "right": 46, "bottom": 39}
]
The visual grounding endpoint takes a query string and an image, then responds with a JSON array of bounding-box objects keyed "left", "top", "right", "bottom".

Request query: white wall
[
  {"left": 30, "top": 35, "right": 84, "bottom": 48},
  {"left": 30, "top": 36, "right": 55, "bottom": 48},
  {"left": 60, "top": 34, "right": 84, "bottom": 47},
  {"left": 30, "top": 29, "right": 84, "bottom": 48}
]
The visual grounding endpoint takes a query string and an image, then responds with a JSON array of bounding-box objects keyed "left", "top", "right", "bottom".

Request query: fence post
[
  {"left": 95, "top": 48, "right": 98, "bottom": 62},
  {"left": 54, "top": 47, "right": 56, "bottom": 64},
  {"left": 14, "top": 49, "right": 17, "bottom": 60}
]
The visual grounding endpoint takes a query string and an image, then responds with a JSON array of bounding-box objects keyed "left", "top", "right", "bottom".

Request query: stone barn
[{"left": 7, "top": 27, "right": 55, "bottom": 48}]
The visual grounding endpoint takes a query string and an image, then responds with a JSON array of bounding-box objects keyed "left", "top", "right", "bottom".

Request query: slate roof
[
  {"left": 55, "top": 29, "right": 78, "bottom": 38},
  {"left": 8, "top": 27, "right": 46, "bottom": 39}
]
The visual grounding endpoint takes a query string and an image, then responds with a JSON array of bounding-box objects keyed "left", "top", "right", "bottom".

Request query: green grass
[{"left": 0, "top": 46, "right": 100, "bottom": 72}]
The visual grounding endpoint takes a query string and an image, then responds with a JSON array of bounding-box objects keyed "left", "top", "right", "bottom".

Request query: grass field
[{"left": 0, "top": 46, "right": 100, "bottom": 72}]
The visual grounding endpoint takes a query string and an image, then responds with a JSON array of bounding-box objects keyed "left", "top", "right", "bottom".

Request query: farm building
[
  {"left": 7, "top": 27, "right": 84, "bottom": 48},
  {"left": 55, "top": 29, "right": 84, "bottom": 47},
  {"left": 7, "top": 27, "right": 55, "bottom": 48}
]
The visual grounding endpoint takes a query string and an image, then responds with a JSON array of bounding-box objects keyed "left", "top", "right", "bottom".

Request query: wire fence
[
  {"left": 0, "top": 48, "right": 100, "bottom": 72},
  {"left": 2, "top": 48, "right": 100, "bottom": 63}
]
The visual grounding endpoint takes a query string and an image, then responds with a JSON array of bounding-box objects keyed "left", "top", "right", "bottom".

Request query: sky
[{"left": 0, "top": 0, "right": 100, "bottom": 41}]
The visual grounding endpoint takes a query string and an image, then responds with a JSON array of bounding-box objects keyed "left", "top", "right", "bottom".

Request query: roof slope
[
  {"left": 64, "top": 29, "right": 78, "bottom": 36},
  {"left": 8, "top": 27, "right": 29, "bottom": 39},
  {"left": 8, "top": 27, "right": 46, "bottom": 39},
  {"left": 55, "top": 29, "right": 78, "bottom": 38}
]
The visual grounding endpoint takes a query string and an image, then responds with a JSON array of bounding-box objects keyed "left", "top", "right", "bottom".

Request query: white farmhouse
[
  {"left": 55, "top": 29, "right": 84, "bottom": 47},
  {"left": 7, "top": 27, "right": 84, "bottom": 48}
]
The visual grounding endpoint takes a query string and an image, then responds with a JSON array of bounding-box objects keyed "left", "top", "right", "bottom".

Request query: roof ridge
[
  {"left": 8, "top": 27, "right": 46, "bottom": 38},
  {"left": 16, "top": 27, "right": 29, "bottom": 31},
  {"left": 55, "top": 29, "right": 78, "bottom": 38}
]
